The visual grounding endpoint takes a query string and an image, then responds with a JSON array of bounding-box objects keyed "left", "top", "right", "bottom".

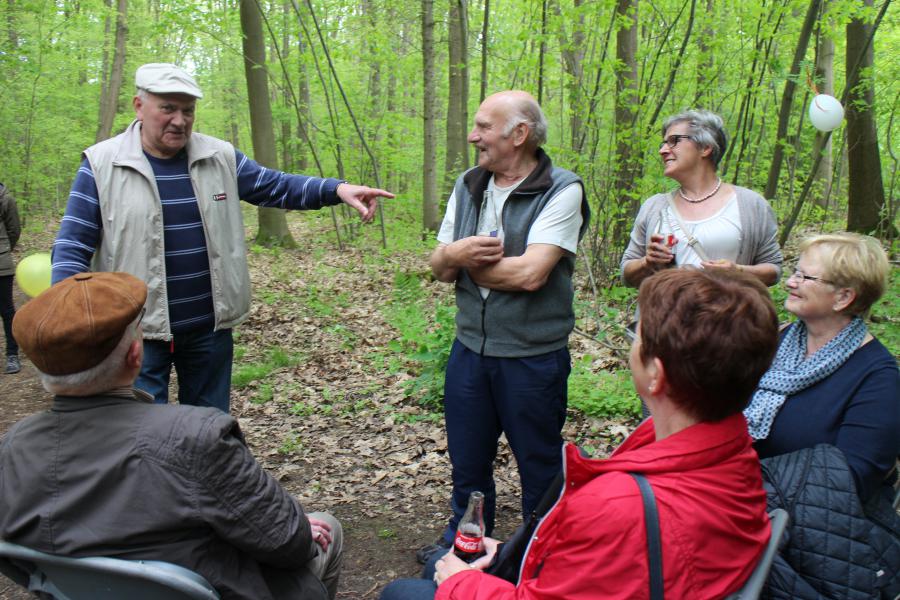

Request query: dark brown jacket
[
  {"left": 0, "top": 183, "right": 20, "bottom": 277},
  {"left": 0, "top": 390, "right": 325, "bottom": 599}
]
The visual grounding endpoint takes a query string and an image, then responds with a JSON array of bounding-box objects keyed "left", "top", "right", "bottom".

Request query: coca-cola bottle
[{"left": 453, "top": 491, "right": 485, "bottom": 562}]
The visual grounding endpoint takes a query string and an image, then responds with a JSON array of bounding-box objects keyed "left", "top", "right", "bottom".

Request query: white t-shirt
[
  {"left": 437, "top": 178, "right": 583, "bottom": 251},
  {"left": 659, "top": 194, "right": 742, "bottom": 267},
  {"left": 437, "top": 176, "right": 583, "bottom": 298}
]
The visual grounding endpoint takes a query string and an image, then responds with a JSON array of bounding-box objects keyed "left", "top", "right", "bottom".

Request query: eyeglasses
[
  {"left": 137, "top": 307, "right": 146, "bottom": 325},
  {"left": 660, "top": 134, "right": 693, "bottom": 149},
  {"left": 787, "top": 268, "right": 832, "bottom": 285}
]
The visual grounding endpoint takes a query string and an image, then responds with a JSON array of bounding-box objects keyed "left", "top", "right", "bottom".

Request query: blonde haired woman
[{"left": 746, "top": 232, "right": 899, "bottom": 502}]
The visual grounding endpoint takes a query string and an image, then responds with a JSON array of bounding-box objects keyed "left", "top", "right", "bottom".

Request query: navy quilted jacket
[{"left": 760, "top": 444, "right": 900, "bottom": 599}]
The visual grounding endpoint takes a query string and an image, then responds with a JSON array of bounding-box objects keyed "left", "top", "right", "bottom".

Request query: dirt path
[{"left": 0, "top": 212, "right": 631, "bottom": 599}]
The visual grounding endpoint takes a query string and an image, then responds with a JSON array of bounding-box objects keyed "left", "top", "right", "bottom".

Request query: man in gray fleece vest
[{"left": 419, "top": 91, "right": 590, "bottom": 565}]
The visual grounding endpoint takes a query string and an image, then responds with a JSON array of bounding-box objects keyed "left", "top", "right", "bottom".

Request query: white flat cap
[{"left": 135, "top": 63, "right": 203, "bottom": 99}]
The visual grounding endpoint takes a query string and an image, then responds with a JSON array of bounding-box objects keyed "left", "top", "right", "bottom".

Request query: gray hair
[
  {"left": 663, "top": 109, "right": 728, "bottom": 168},
  {"left": 39, "top": 320, "right": 141, "bottom": 394},
  {"left": 502, "top": 96, "right": 548, "bottom": 148}
]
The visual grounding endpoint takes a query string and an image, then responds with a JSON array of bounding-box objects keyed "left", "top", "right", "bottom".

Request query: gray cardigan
[{"left": 620, "top": 185, "right": 782, "bottom": 283}]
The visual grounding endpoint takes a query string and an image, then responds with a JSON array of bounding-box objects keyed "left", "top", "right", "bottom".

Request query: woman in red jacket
[{"left": 383, "top": 268, "right": 777, "bottom": 600}]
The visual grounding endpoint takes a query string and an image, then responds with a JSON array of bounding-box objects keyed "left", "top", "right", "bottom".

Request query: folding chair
[
  {"left": 724, "top": 508, "right": 790, "bottom": 600},
  {"left": 0, "top": 540, "right": 219, "bottom": 600}
]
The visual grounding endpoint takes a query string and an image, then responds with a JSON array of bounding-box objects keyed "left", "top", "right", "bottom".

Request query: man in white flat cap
[{"left": 52, "top": 63, "right": 394, "bottom": 413}]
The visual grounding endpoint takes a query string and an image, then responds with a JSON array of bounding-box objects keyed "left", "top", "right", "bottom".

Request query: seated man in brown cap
[{"left": 0, "top": 272, "right": 342, "bottom": 600}]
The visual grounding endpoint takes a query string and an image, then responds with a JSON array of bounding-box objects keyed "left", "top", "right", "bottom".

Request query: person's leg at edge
[
  {"left": 380, "top": 551, "right": 444, "bottom": 600},
  {"left": 496, "top": 347, "right": 570, "bottom": 518},
  {"left": 135, "top": 339, "right": 174, "bottom": 404},
  {"left": 0, "top": 275, "right": 18, "bottom": 371},
  {"left": 305, "top": 511, "right": 343, "bottom": 600},
  {"left": 443, "top": 339, "right": 502, "bottom": 542},
  {"left": 379, "top": 579, "right": 437, "bottom": 600},
  {"left": 173, "top": 328, "right": 233, "bottom": 412}
]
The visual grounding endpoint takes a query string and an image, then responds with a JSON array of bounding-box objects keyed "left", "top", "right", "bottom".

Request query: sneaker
[
  {"left": 416, "top": 537, "right": 452, "bottom": 565},
  {"left": 5, "top": 355, "right": 21, "bottom": 374}
]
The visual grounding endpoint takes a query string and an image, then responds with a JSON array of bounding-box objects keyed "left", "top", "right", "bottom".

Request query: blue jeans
[
  {"left": 135, "top": 328, "right": 233, "bottom": 412},
  {"left": 379, "top": 552, "right": 442, "bottom": 600},
  {"left": 441, "top": 340, "right": 570, "bottom": 543}
]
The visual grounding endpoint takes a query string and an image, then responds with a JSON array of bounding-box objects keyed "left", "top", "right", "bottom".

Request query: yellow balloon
[{"left": 16, "top": 253, "right": 52, "bottom": 298}]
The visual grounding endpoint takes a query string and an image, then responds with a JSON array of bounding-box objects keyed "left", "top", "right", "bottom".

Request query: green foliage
[
  {"left": 392, "top": 412, "right": 443, "bottom": 425},
  {"left": 383, "top": 271, "right": 455, "bottom": 409},
  {"left": 249, "top": 244, "right": 283, "bottom": 257},
  {"left": 327, "top": 323, "right": 358, "bottom": 351},
  {"left": 769, "top": 283, "right": 792, "bottom": 325},
  {"left": 304, "top": 285, "right": 337, "bottom": 317},
  {"left": 868, "top": 269, "right": 900, "bottom": 357},
  {"left": 277, "top": 432, "right": 302, "bottom": 455},
  {"left": 289, "top": 401, "right": 316, "bottom": 417},
  {"left": 253, "top": 383, "right": 275, "bottom": 405},
  {"left": 568, "top": 356, "right": 641, "bottom": 419},
  {"left": 232, "top": 345, "right": 301, "bottom": 391}
]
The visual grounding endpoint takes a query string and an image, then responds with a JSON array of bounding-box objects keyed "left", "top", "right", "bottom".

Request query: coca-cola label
[{"left": 454, "top": 531, "right": 483, "bottom": 554}]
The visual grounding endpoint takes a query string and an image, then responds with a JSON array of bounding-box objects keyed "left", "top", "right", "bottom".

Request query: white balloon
[{"left": 808, "top": 94, "right": 844, "bottom": 132}]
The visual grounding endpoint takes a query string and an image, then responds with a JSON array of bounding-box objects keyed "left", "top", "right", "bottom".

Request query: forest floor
[{"left": 0, "top": 207, "right": 635, "bottom": 599}]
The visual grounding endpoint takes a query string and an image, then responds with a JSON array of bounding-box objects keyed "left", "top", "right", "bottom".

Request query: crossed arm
[{"left": 430, "top": 237, "right": 565, "bottom": 292}]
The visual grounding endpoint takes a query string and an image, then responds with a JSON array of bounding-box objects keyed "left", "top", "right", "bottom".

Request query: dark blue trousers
[
  {"left": 379, "top": 550, "right": 442, "bottom": 599},
  {"left": 441, "top": 339, "right": 570, "bottom": 543}
]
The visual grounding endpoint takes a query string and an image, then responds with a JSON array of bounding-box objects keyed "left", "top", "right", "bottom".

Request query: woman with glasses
[
  {"left": 746, "top": 232, "right": 898, "bottom": 502},
  {"left": 620, "top": 110, "right": 782, "bottom": 287}
]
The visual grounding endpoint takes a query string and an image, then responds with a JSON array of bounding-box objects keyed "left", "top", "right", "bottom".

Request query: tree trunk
[
  {"left": 364, "top": 0, "right": 382, "bottom": 183},
  {"left": 386, "top": 10, "right": 399, "bottom": 190},
  {"left": 723, "top": 4, "right": 783, "bottom": 182},
  {"left": 537, "top": 0, "right": 547, "bottom": 105},
  {"left": 763, "top": 0, "right": 822, "bottom": 201},
  {"left": 445, "top": 0, "right": 469, "bottom": 196},
  {"left": 479, "top": 0, "right": 489, "bottom": 103},
  {"left": 422, "top": 0, "right": 440, "bottom": 232},
  {"left": 95, "top": 0, "right": 127, "bottom": 142},
  {"left": 846, "top": 0, "right": 886, "bottom": 233},
  {"left": 280, "top": 0, "right": 294, "bottom": 173},
  {"left": 240, "top": 0, "right": 296, "bottom": 248},
  {"left": 811, "top": 0, "right": 834, "bottom": 209},
  {"left": 295, "top": 22, "right": 311, "bottom": 173},
  {"left": 6, "top": 0, "right": 17, "bottom": 47},
  {"left": 476, "top": 0, "right": 489, "bottom": 166},
  {"left": 694, "top": 0, "right": 714, "bottom": 107},
  {"left": 647, "top": 0, "right": 697, "bottom": 128},
  {"left": 552, "top": 0, "right": 585, "bottom": 149},
  {"left": 612, "top": 0, "right": 639, "bottom": 244},
  {"left": 98, "top": 0, "right": 111, "bottom": 131}
]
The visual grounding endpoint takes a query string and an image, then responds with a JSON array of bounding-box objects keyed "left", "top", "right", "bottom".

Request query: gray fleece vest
[{"left": 452, "top": 149, "right": 589, "bottom": 357}]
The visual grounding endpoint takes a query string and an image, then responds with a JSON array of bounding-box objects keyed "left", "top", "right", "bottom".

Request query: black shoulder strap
[
  {"left": 534, "top": 470, "right": 565, "bottom": 517},
  {"left": 630, "top": 472, "right": 664, "bottom": 600}
]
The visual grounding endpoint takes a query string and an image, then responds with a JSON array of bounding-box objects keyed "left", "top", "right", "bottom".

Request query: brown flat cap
[{"left": 13, "top": 272, "right": 147, "bottom": 375}]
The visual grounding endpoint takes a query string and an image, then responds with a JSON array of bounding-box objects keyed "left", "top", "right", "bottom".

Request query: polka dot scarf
[{"left": 744, "top": 316, "right": 867, "bottom": 440}]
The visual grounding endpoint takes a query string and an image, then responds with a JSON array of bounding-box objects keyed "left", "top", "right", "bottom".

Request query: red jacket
[{"left": 437, "top": 413, "right": 769, "bottom": 600}]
